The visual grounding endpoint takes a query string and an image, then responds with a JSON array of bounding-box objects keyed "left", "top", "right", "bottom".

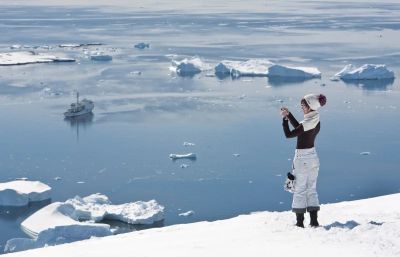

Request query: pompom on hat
[{"left": 303, "top": 94, "right": 327, "bottom": 111}]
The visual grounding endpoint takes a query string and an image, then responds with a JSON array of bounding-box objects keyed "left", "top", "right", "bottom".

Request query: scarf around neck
[{"left": 301, "top": 111, "right": 320, "bottom": 131}]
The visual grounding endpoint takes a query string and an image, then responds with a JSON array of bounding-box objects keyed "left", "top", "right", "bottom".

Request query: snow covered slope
[{"left": 6, "top": 193, "right": 400, "bottom": 257}]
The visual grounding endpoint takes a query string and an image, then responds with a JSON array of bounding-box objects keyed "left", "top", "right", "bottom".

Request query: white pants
[{"left": 292, "top": 147, "right": 320, "bottom": 213}]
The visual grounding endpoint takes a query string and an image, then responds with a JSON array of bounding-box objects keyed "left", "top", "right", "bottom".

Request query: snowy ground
[{"left": 6, "top": 193, "right": 400, "bottom": 257}]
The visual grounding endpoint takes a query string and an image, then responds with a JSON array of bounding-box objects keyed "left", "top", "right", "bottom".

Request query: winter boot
[
  {"left": 295, "top": 213, "right": 304, "bottom": 228},
  {"left": 309, "top": 211, "right": 319, "bottom": 227}
]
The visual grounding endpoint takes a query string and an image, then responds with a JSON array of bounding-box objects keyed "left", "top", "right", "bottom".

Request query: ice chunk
[
  {"left": 0, "top": 51, "right": 75, "bottom": 66},
  {"left": 268, "top": 64, "right": 321, "bottom": 78},
  {"left": 170, "top": 57, "right": 209, "bottom": 77},
  {"left": 90, "top": 52, "right": 112, "bottom": 61},
  {"left": 179, "top": 210, "right": 194, "bottom": 217},
  {"left": 169, "top": 153, "right": 197, "bottom": 160},
  {"left": 21, "top": 202, "right": 108, "bottom": 238},
  {"left": 59, "top": 43, "right": 103, "bottom": 48},
  {"left": 215, "top": 59, "right": 273, "bottom": 78},
  {"left": 183, "top": 142, "right": 195, "bottom": 146},
  {"left": 334, "top": 64, "right": 395, "bottom": 80},
  {"left": 0, "top": 181, "right": 51, "bottom": 207},
  {"left": 134, "top": 43, "right": 150, "bottom": 49},
  {"left": 66, "top": 194, "right": 164, "bottom": 225}
]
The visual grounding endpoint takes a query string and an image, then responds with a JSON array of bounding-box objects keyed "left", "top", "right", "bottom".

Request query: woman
[{"left": 280, "top": 93, "right": 327, "bottom": 228}]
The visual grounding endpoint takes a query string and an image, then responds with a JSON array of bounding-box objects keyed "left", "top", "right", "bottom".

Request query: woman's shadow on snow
[{"left": 323, "top": 220, "right": 383, "bottom": 230}]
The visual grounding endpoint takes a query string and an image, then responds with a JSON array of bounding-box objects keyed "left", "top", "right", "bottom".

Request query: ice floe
[
  {"left": 90, "top": 52, "right": 112, "bottom": 61},
  {"left": 170, "top": 57, "right": 210, "bottom": 77},
  {"left": 59, "top": 43, "right": 102, "bottom": 48},
  {"left": 65, "top": 194, "right": 164, "bottom": 225},
  {"left": 268, "top": 64, "right": 321, "bottom": 78},
  {"left": 333, "top": 64, "right": 395, "bottom": 80},
  {"left": 0, "top": 181, "right": 51, "bottom": 207},
  {"left": 178, "top": 210, "right": 194, "bottom": 217},
  {"left": 183, "top": 142, "right": 195, "bottom": 146},
  {"left": 134, "top": 43, "right": 150, "bottom": 49},
  {"left": 169, "top": 153, "right": 197, "bottom": 160},
  {"left": 215, "top": 59, "right": 273, "bottom": 78},
  {"left": 5, "top": 194, "right": 164, "bottom": 253},
  {"left": 0, "top": 51, "right": 75, "bottom": 66}
]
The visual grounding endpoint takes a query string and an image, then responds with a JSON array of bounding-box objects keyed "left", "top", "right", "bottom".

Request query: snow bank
[
  {"left": 0, "top": 51, "right": 75, "bottom": 66},
  {"left": 169, "top": 153, "right": 197, "bottom": 160},
  {"left": 0, "top": 181, "right": 51, "bottom": 207},
  {"left": 215, "top": 59, "right": 273, "bottom": 78},
  {"left": 170, "top": 57, "right": 209, "bottom": 76},
  {"left": 6, "top": 193, "right": 400, "bottom": 257},
  {"left": 6, "top": 194, "right": 164, "bottom": 253},
  {"left": 334, "top": 64, "right": 395, "bottom": 80},
  {"left": 268, "top": 64, "right": 321, "bottom": 78}
]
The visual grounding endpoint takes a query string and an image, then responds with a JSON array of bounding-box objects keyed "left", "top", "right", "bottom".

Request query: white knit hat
[{"left": 303, "top": 94, "right": 327, "bottom": 111}]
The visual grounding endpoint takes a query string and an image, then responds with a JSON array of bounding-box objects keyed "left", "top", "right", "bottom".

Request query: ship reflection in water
[{"left": 64, "top": 113, "right": 94, "bottom": 142}]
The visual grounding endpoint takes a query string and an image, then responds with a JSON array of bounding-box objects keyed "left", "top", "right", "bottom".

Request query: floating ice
[
  {"left": 65, "top": 194, "right": 164, "bottom": 225},
  {"left": 233, "top": 154, "right": 240, "bottom": 157},
  {"left": 334, "top": 64, "right": 395, "bottom": 80},
  {"left": 0, "top": 180, "right": 51, "bottom": 207},
  {"left": 268, "top": 64, "right": 321, "bottom": 78},
  {"left": 170, "top": 57, "right": 209, "bottom": 77},
  {"left": 90, "top": 52, "right": 112, "bottom": 61},
  {"left": 59, "top": 43, "right": 103, "bottom": 48},
  {"left": 169, "top": 153, "right": 197, "bottom": 160},
  {"left": 179, "top": 210, "right": 194, "bottom": 217},
  {"left": 180, "top": 164, "right": 189, "bottom": 168},
  {"left": 183, "top": 142, "right": 195, "bottom": 146},
  {"left": 134, "top": 43, "right": 150, "bottom": 49},
  {"left": 215, "top": 59, "right": 273, "bottom": 78},
  {"left": 0, "top": 51, "right": 75, "bottom": 66},
  {"left": 7, "top": 194, "right": 164, "bottom": 253}
]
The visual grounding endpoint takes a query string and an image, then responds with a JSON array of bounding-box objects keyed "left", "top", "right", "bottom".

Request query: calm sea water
[{"left": 0, "top": 1, "right": 399, "bottom": 252}]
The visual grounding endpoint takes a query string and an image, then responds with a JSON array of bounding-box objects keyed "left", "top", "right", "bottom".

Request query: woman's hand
[{"left": 280, "top": 107, "right": 289, "bottom": 119}]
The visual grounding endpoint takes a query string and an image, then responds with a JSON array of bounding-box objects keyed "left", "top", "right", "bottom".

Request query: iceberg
[
  {"left": 215, "top": 59, "right": 273, "bottom": 78},
  {"left": 134, "top": 43, "right": 150, "bottom": 49},
  {"left": 334, "top": 64, "right": 395, "bottom": 80},
  {"left": 268, "top": 64, "right": 321, "bottom": 78},
  {"left": 0, "top": 181, "right": 51, "bottom": 207},
  {"left": 170, "top": 57, "right": 209, "bottom": 77},
  {"left": 0, "top": 51, "right": 75, "bottom": 66}
]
